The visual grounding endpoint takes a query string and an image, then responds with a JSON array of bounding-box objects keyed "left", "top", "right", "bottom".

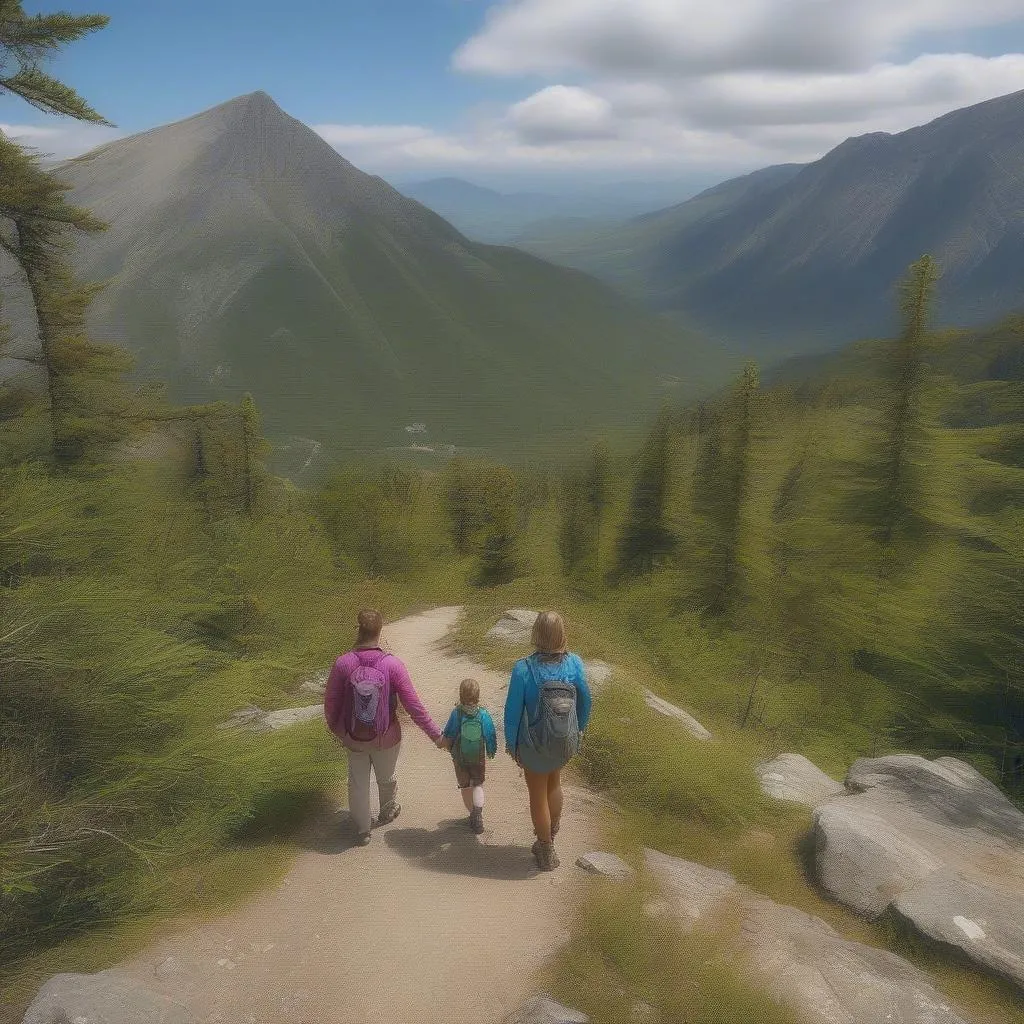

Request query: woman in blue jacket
[{"left": 504, "top": 610, "right": 592, "bottom": 871}]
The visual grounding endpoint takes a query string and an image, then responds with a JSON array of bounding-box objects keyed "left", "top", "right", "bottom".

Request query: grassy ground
[{"left": 450, "top": 597, "right": 1024, "bottom": 1024}]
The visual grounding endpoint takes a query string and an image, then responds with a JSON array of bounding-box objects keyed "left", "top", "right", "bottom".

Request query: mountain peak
[{"left": 207, "top": 89, "right": 289, "bottom": 124}]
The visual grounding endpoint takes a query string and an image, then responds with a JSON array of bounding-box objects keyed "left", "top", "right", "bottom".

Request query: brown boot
[{"left": 535, "top": 840, "right": 560, "bottom": 871}]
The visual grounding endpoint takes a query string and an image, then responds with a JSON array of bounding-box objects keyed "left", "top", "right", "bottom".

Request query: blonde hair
[
  {"left": 357, "top": 608, "right": 384, "bottom": 645},
  {"left": 459, "top": 678, "right": 480, "bottom": 706},
  {"left": 532, "top": 610, "right": 566, "bottom": 655}
]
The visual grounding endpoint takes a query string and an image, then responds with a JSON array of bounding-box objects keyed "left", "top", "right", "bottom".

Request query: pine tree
[
  {"left": 0, "top": 2, "right": 110, "bottom": 123},
  {"left": 616, "top": 408, "right": 676, "bottom": 576},
  {"left": 692, "top": 364, "right": 759, "bottom": 617},
  {"left": 0, "top": 7, "right": 123, "bottom": 462},
  {"left": 557, "top": 468, "right": 591, "bottom": 577},
  {"left": 584, "top": 441, "right": 610, "bottom": 574},
  {"left": 874, "top": 255, "right": 940, "bottom": 549},
  {"left": 476, "top": 466, "right": 520, "bottom": 586}
]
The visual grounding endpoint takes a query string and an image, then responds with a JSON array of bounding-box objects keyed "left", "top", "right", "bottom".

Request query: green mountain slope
[{"left": 42, "top": 92, "right": 726, "bottom": 446}]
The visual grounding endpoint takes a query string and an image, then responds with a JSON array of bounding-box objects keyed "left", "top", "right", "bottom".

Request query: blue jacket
[
  {"left": 442, "top": 705, "right": 498, "bottom": 758},
  {"left": 503, "top": 652, "right": 591, "bottom": 754}
]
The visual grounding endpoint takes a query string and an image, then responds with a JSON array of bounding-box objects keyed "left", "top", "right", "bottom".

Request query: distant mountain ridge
[
  {"left": 398, "top": 175, "right": 712, "bottom": 244},
  {"left": 4, "top": 92, "right": 725, "bottom": 447},
  {"left": 521, "top": 89, "right": 1024, "bottom": 358}
]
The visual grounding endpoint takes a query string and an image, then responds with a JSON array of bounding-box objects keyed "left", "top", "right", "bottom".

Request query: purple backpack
[{"left": 348, "top": 658, "right": 392, "bottom": 742}]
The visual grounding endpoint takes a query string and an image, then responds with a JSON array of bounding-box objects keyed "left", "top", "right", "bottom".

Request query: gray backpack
[{"left": 519, "top": 656, "right": 581, "bottom": 773}]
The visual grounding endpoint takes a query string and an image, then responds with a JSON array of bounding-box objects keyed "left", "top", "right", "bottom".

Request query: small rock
[
  {"left": 756, "top": 753, "right": 845, "bottom": 807},
  {"left": 503, "top": 994, "right": 589, "bottom": 1024},
  {"left": 216, "top": 705, "right": 265, "bottom": 730},
  {"left": 576, "top": 851, "right": 634, "bottom": 881},
  {"left": 583, "top": 660, "right": 613, "bottom": 693},
  {"left": 486, "top": 609, "right": 539, "bottom": 645},
  {"left": 152, "top": 956, "right": 181, "bottom": 981},
  {"left": 299, "top": 670, "right": 329, "bottom": 695},
  {"left": 631, "top": 1001, "right": 657, "bottom": 1023},
  {"left": 260, "top": 705, "right": 323, "bottom": 731},
  {"left": 642, "top": 689, "right": 712, "bottom": 741}
]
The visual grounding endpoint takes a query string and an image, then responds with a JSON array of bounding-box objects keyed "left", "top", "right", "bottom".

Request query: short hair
[
  {"left": 459, "top": 678, "right": 480, "bottom": 705},
  {"left": 357, "top": 608, "right": 384, "bottom": 643},
  {"left": 532, "top": 610, "right": 566, "bottom": 655}
]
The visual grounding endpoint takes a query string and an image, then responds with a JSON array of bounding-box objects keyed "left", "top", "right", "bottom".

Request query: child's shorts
[{"left": 454, "top": 758, "right": 486, "bottom": 789}]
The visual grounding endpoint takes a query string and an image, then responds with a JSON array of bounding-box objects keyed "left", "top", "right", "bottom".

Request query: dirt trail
[{"left": 112, "top": 606, "right": 604, "bottom": 1024}]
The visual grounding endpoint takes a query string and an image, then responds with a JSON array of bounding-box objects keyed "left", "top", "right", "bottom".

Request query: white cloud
[
  {"left": 0, "top": 122, "right": 123, "bottom": 161},
  {"left": 508, "top": 85, "right": 617, "bottom": 142},
  {"left": 453, "top": 0, "right": 1024, "bottom": 77}
]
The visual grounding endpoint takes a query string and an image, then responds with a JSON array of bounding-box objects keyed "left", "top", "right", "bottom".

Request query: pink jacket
[{"left": 324, "top": 647, "right": 441, "bottom": 750}]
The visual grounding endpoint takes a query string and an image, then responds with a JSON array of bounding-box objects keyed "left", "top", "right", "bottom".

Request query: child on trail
[{"left": 440, "top": 678, "right": 498, "bottom": 834}]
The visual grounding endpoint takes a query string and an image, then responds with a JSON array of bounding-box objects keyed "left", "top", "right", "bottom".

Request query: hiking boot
[
  {"left": 374, "top": 802, "right": 401, "bottom": 827},
  {"left": 469, "top": 808, "right": 484, "bottom": 834},
  {"left": 535, "top": 841, "right": 559, "bottom": 871},
  {"left": 356, "top": 832, "right": 371, "bottom": 847}
]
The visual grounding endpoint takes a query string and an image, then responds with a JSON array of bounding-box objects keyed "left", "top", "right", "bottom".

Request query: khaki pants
[{"left": 346, "top": 741, "right": 401, "bottom": 836}]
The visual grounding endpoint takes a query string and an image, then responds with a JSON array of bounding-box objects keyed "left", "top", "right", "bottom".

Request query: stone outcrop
[
  {"left": 757, "top": 753, "right": 845, "bottom": 807},
  {"left": 20, "top": 970, "right": 195, "bottom": 1024},
  {"left": 642, "top": 689, "right": 712, "bottom": 741},
  {"left": 486, "top": 609, "right": 539, "bottom": 644},
  {"left": 643, "top": 850, "right": 971, "bottom": 1024},
  {"left": 812, "top": 755, "right": 1024, "bottom": 994}
]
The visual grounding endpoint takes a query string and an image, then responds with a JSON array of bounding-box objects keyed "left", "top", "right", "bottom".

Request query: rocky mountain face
[
  {"left": 522, "top": 90, "right": 1024, "bottom": 359},
  {"left": 4, "top": 92, "right": 721, "bottom": 446}
]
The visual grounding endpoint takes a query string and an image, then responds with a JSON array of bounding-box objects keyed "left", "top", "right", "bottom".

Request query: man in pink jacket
[{"left": 324, "top": 608, "right": 444, "bottom": 845}]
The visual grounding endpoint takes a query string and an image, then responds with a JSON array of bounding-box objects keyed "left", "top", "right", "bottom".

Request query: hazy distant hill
[
  {"left": 517, "top": 164, "right": 806, "bottom": 305},
  {"left": 398, "top": 176, "right": 708, "bottom": 244},
  {"left": 521, "top": 89, "right": 1024, "bottom": 360},
  {"left": 7, "top": 92, "right": 725, "bottom": 446}
]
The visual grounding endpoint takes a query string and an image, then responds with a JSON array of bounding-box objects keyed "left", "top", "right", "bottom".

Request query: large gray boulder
[
  {"left": 643, "top": 850, "right": 971, "bottom": 1024},
  {"left": 757, "top": 753, "right": 845, "bottom": 807},
  {"left": 21, "top": 970, "right": 195, "bottom": 1024},
  {"left": 642, "top": 689, "right": 712, "bottom": 741},
  {"left": 813, "top": 755, "right": 1024, "bottom": 994},
  {"left": 486, "top": 609, "right": 539, "bottom": 644}
]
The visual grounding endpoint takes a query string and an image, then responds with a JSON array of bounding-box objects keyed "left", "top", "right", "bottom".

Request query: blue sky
[{"left": 3, "top": 1, "right": 1024, "bottom": 187}]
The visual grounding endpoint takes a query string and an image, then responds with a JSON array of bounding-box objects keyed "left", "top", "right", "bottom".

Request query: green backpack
[{"left": 455, "top": 708, "right": 485, "bottom": 764}]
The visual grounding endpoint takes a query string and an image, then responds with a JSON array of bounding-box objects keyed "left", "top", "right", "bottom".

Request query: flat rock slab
[
  {"left": 260, "top": 705, "right": 322, "bottom": 731},
  {"left": 813, "top": 755, "right": 1024, "bottom": 994},
  {"left": 892, "top": 873, "right": 1024, "bottom": 993},
  {"left": 486, "top": 609, "right": 539, "bottom": 644},
  {"left": 757, "top": 753, "right": 845, "bottom": 807},
  {"left": 21, "top": 970, "right": 196, "bottom": 1024},
  {"left": 643, "top": 848, "right": 737, "bottom": 931},
  {"left": 298, "top": 669, "right": 329, "bottom": 695},
  {"left": 576, "top": 851, "right": 634, "bottom": 881},
  {"left": 583, "top": 660, "right": 613, "bottom": 693},
  {"left": 503, "top": 994, "right": 589, "bottom": 1024},
  {"left": 643, "top": 850, "right": 970, "bottom": 1024},
  {"left": 642, "top": 689, "right": 712, "bottom": 741}
]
